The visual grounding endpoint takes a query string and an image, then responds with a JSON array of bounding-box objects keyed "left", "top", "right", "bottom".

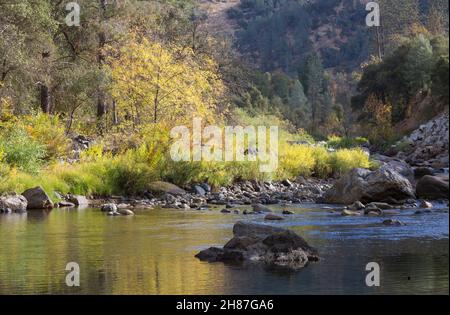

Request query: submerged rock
[
  {"left": 22, "top": 187, "right": 54, "bottom": 209},
  {"left": 264, "top": 214, "right": 284, "bottom": 221},
  {"left": 195, "top": 221, "right": 319, "bottom": 270},
  {"left": 383, "top": 219, "right": 405, "bottom": 226}
]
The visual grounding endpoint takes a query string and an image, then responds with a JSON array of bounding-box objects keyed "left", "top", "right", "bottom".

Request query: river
[{"left": 0, "top": 204, "right": 448, "bottom": 295}]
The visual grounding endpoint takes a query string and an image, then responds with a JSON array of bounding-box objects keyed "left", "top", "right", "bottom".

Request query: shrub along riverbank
[{"left": 0, "top": 109, "right": 371, "bottom": 202}]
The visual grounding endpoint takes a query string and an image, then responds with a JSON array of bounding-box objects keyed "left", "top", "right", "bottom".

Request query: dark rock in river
[
  {"left": 264, "top": 214, "right": 284, "bottom": 221},
  {"left": 383, "top": 219, "right": 405, "bottom": 226},
  {"left": 416, "top": 175, "right": 449, "bottom": 200},
  {"left": 252, "top": 203, "right": 272, "bottom": 213},
  {"left": 324, "top": 166, "right": 415, "bottom": 205},
  {"left": 195, "top": 221, "right": 319, "bottom": 270},
  {"left": 22, "top": 187, "right": 54, "bottom": 209}
]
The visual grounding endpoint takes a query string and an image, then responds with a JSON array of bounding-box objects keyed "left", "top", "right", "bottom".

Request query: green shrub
[
  {"left": 327, "top": 136, "right": 369, "bottom": 149},
  {"left": 0, "top": 128, "right": 46, "bottom": 173}
]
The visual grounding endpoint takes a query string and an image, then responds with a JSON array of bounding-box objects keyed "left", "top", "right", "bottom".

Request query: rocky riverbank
[{"left": 2, "top": 115, "right": 449, "bottom": 215}]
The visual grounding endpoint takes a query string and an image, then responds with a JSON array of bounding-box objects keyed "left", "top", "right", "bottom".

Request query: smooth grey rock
[
  {"left": 324, "top": 166, "right": 415, "bottom": 204},
  {"left": 0, "top": 193, "right": 27, "bottom": 212},
  {"left": 68, "top": 195, "right": 89, "bottom": 206}
]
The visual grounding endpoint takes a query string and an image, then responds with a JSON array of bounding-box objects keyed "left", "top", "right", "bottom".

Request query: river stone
[
  {"left": 264, "top": 214, "right": 284, "bottom": 221},
  {"left": 324, "top": 166, "right": 415, "bottom": 205},
  {"left": 341, "top": 209, "right": 362, "bottom": 216},
  {"left": 416, "top": 175, "right": 449, "bottom": 200},
  {"left": 195, "top": 221, "right": 319, "bottom": 270},
  {"left": 233, "top": 221, "right": 285, "bottom": 237},
  {"left": 419, "top": 200, "right": 433, "bottom": 209},
  {"left": 68, "top": 195, "right": 89, "bottom": 206},
  {"left": 383, "top": 219, "right": 405, "bottom": 226},
  {"left": 366, "top": 202, "right": 394, "bottom": 210},
  {"left": 101, "top": 203, "right": 118, "bottom": 212},
  {"left": 22, "top": 187, "right": 54, "bottom": 209},
  {"left": 348, "top": 201, "right": 365, "bottom": 210},
  {"left": 193, "top": 185, "right": 206, "bottom": 196},
  {"left": 252, "top": 203, "right": 272, "bottom": 213},
  {"left": 0, "top": 193, "right": 28, "bottom": 213},
  {"left": 118, "top": 209, "right": 134, "bottom": 216},
  {"left": 57, "top": 201, "right": 76, "bottom": 208},
  {"left": 147, "top": 181, "right": 186, "bottom": 196}
]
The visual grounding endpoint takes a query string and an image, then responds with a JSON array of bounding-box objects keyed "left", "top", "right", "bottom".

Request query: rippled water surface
[{"left": 0, "top": 204, "right": 448, "bottom": 295}]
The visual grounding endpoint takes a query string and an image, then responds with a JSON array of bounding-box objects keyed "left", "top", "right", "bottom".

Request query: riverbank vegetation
[{"left": 0, "top": 0, "right": 448, "bottom": 200}]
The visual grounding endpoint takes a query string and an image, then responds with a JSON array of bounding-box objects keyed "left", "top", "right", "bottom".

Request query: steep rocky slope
[{"left": 387, "top": 113, "right": 449, "bottom": 169}]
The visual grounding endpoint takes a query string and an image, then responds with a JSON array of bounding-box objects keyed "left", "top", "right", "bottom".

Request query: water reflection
[{"left": 0, "top": 206, "right": 448, "bottom": 295}]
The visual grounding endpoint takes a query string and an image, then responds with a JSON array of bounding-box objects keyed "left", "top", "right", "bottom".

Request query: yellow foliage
[{"left": 109, "top": 36, "right": 225, "bottom": 130}]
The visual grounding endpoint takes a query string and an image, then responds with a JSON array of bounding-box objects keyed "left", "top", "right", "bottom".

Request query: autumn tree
[{"left": 109, "top": 37, "right": 224, "bottom": 129}]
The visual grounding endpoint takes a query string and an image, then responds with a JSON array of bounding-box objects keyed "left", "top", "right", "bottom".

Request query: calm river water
[{"left": 0, "top": 204, "right": 448, "bottom": 295}]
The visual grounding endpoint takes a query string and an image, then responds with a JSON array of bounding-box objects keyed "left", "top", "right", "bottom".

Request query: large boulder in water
[
  {"left": 195, "top": 221, "right": 319, "bottom": 270},
  {"left": 324, "top": 166, "right": 416, "bottom": 205},
  {"left": 22, "top": 187, "right": 54, "bottom": 209},
  {"left": 0, "top": 193, "right": 28, "bottom": 213},
  {"left": 416, "top": 175, "right": 449, "bottom": 200}
]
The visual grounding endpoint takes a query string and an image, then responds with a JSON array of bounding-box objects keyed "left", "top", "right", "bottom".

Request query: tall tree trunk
[
  {"left": 97, "top": 0, "right": 108, "bottom": 125},
  {"left": 40, "top": 84, "right": 51, "bottom": 114},
  {"left": 40, "top": 52, "right": 51, "bottom": 114},
  {"left": 112, "top": 100, "right": 118, "bottom": 125}
]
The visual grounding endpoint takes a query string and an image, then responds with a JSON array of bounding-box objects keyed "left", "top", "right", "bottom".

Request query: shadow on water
[{"left": 0, "top": 204, "right": 448, "bottom": 295}]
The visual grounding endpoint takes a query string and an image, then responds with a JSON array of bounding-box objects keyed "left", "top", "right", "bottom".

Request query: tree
[
  {"left": 378, "top": 0, "right": 422, "bottom": 55},
  {"left": 109, "top": 37, "right": 224, "bottom": 128},
  {"left": 299, "top": 53, "right": 329, "bottom": 132},
  {"left": 286, "top": 80, "right": 311, "bottom": 129}
]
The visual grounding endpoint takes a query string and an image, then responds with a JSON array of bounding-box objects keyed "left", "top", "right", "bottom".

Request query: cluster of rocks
[
  {"left": 101, "top": 203, "right": 135, "bottom": 216},
  {"left": 195, "top": 221, "right": 319, "bottom": 270},
  {"left": 387, "top": 113, "right": 449, "bottom": 169},
  {"left": 0, "top": 186, "right": 91, "bottom": 213},
  {"left": 0, "top": 187, "right": 53, "bottom": 213},
  {"left": 323, "top": 161, "right": 449, "bottom": 206},
  {"left": 131, "top": 179, "right": 333, "bottom": 211}
]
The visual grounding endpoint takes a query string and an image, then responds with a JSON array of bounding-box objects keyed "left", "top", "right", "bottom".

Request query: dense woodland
[{"left": 0, "top": 0, "right": 448, "bottom": 197}]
